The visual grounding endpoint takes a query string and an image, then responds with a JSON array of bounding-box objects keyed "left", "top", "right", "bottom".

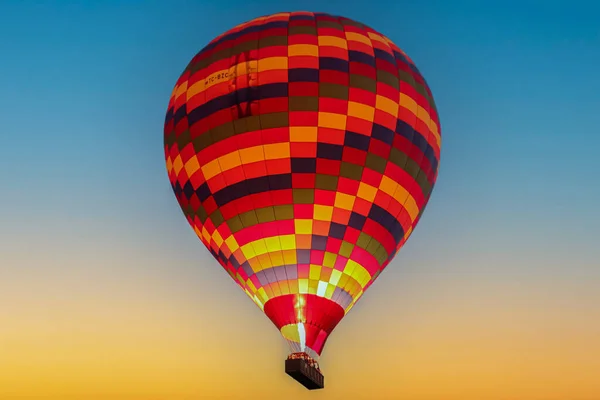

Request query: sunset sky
[{"left": 1, "top": 1, "right": 599, "bottom": 399}]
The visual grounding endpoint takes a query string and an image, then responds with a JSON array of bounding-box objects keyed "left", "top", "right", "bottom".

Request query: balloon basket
[{"left": 284, "top": 352, "right": 324, "bottom": 390}]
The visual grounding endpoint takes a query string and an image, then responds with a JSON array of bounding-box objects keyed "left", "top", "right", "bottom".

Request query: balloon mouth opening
[
  {"left": 280, "top": 322, "right": 329, "bottom": 360},
  {"left": 264, "top": 294, "right": 346, "bottom": 359}
]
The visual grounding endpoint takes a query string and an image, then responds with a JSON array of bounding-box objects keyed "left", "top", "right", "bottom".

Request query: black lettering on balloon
[{"left": 204, "top": 71, "right": 230, "bottom": 86}]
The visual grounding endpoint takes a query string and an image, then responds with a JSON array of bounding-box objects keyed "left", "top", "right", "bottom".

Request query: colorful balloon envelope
[{"left": 164, "top": 11, "right": 441, "bottom": 388}]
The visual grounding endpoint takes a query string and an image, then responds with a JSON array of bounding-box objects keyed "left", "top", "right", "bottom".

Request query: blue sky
[{"left": 2, "top": 0, "right": 597, "bottom": 270}]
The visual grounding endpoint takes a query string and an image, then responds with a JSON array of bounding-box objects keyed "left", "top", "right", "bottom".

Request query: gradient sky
[{"left": 1, "top": 1, "right": 599, "bottom": 399}]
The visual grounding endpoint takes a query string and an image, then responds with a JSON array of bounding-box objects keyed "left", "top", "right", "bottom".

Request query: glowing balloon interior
[{"left": 164, "top": 11, "right": 441, "bottom": 385}]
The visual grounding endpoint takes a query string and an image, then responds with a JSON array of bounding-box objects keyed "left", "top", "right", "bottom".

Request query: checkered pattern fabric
[{"left": 164, "top": 12, "right": 441, "bottom": 358}]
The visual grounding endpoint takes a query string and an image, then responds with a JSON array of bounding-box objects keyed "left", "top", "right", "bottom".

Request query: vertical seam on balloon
[
  {"left": 222, "top": 26, "right": 250, "bottom": 290},
  {"left": 311, "top": 14, "right": 334, "bottom": 340},
  {"left": 252, "top": 21, "right": 280, "bottom": 304},
  {"left": 369, "top": 29, "right": 401, "bottom": 282},
  {"left": 266, "top": 15, "right": 293, "bottom": 302},
  {"left": 300, "top": 11, "right": 315, "bottom": 337},
  {"left": 252, "top": 18, "right": 288, "bottom": 303},
  {"left": 328, "top": 15, "right": 351, "bottom": 313},
  {"left": 196, "top": 56, "right": 210, "bottom": 252},
  {"left": 354, "top": 20, "right": 383, "bottom": 293},
  {"left": 190, "top": 50, "right": 213, "bottom": 252},
  {"left": 377, "top": 33, "right": 408, "bottom": 272},
  {"left": 338, "top": 16, "right": 370, "bottom": 314},
  {"left": 328, "top": 14, "right": 355, "bottom": 323},
  {"left": 389, "top": 42, "right": 420, "bottom": 263},
  {"left": 282, "top": 15, "right": 299, "bottom": 344},
  {"left": 328, "top": 13, "right": 347, "bottom": 317},
  {"left": 227, "top": 23, "right": 263, "bottom": 298},
  {"left": 276, "top": 12, "right": 292, "bottom": 302},
  {"left": 402, "top": 63, "right": 430, "bottom": 246},
  {"left": 411, "top": 70, "right": 434, "bottom": 232}
]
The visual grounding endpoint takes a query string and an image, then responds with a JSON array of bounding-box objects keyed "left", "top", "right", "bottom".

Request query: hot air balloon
[{"left": 164, "top": 11, "right": 441, "bottom": 390}]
